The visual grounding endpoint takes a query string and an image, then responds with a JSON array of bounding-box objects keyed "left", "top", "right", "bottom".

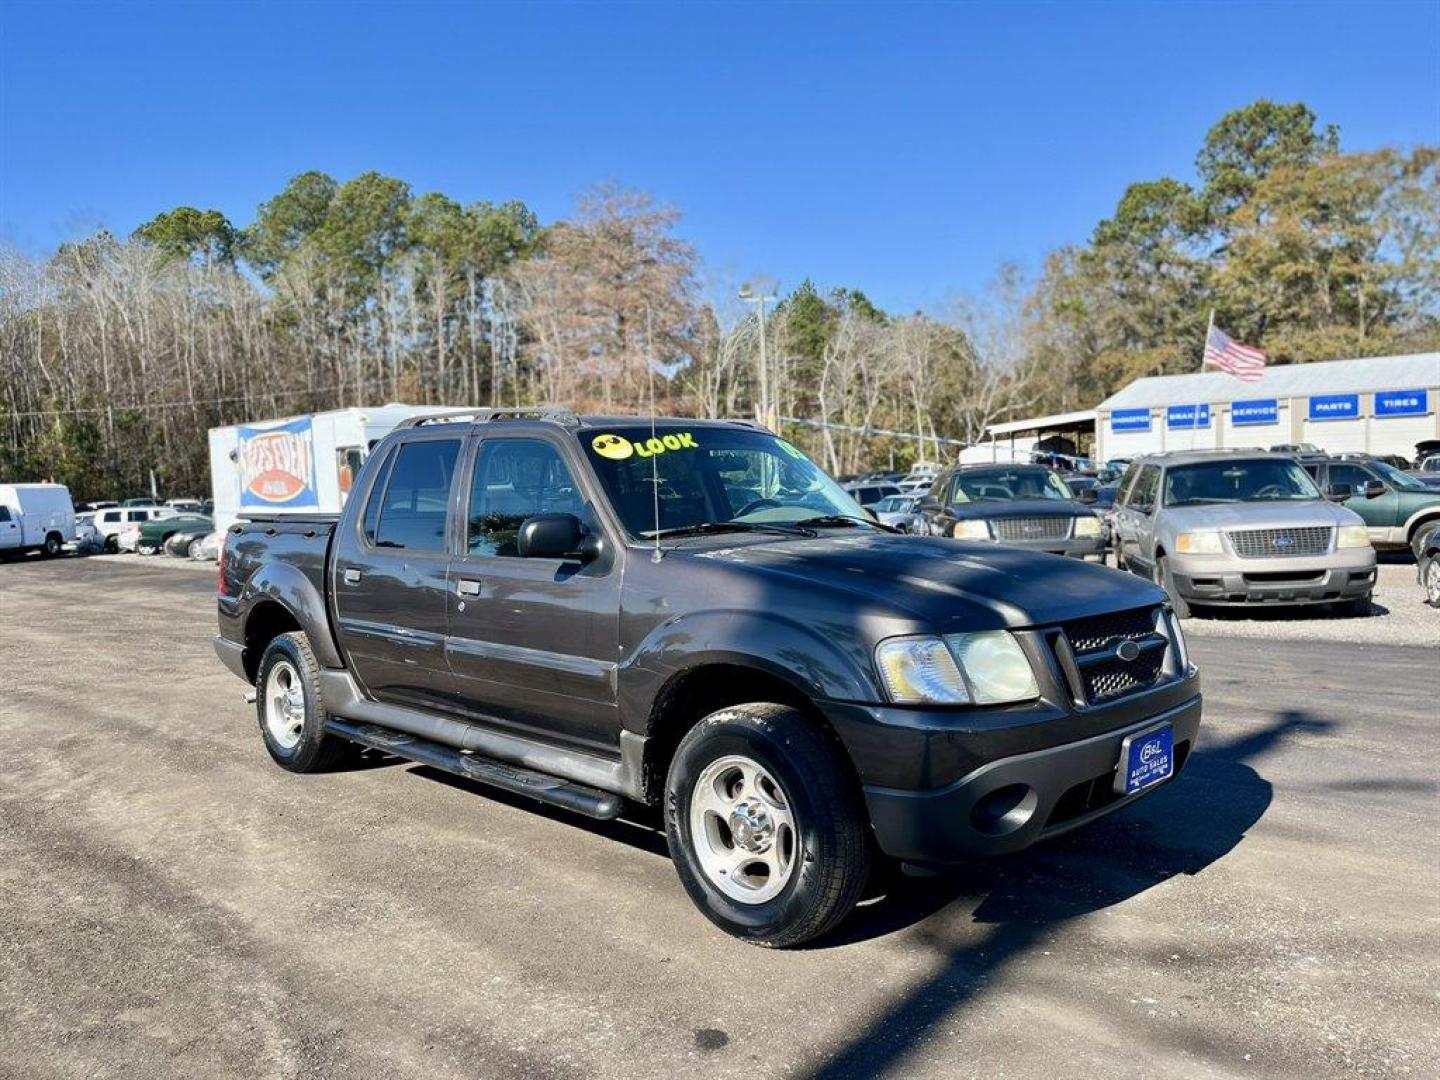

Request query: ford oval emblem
[
  {"left": 1116, "top": 639, "right": 1141, "bottom": 662},
  {"left": 1272, "top": 536, "right": 1294, "bottom": 548}
]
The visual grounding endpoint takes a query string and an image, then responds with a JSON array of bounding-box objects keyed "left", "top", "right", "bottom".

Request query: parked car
[
  {"left": 1413, "top": 522, "right": 1440, "bottom": 607},
  {"left": 136, "top": 513, "right": 213, "bottom": 555},
  {"left": 842, "top": 480, "right": 903, "bottom": 508},
  {"left": 1293, "top": 454, "right": 1440, "bottom": 551},
  {"left": 921, "top": 464, "right": 1107, "bottom": 560},
  {"left": 1405, "top": 454, "right": 1440, "bottom": 489},
  {"left": 216, "top": 410, "right": 1201, "bottom": 948},
  {"left": 122, "top": 497, "right": 162, "bottom": 507},
  {"left": 71, "top": 512, "right": 104, "bottom": 553},
  {"left": 91, "top": 505, "right": 177, "bottom": 552},
  {"left": 871, "top": 494, "right": 929, "bottom": 533},
  {"left": 165, "top": 498, "right": 205, "bottom": 513},
  {"left": 1110, "top": 451, "right": 1376, "bottom": 618},
  {"left": 188, "top": 530, "right": 224, "bottom": 561},
  {"left": 0, "top": 483, "right": 76, "bottom": 560}
]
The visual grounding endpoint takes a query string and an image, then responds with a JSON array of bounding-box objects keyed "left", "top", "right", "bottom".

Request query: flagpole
[{"left": 1194, "top": 310, "right": 1214, "bottom": 450}]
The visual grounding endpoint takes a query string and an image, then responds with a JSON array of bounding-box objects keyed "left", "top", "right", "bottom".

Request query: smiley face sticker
[{"left": 591, "top": 433, "right": 634, "bottom": 460}]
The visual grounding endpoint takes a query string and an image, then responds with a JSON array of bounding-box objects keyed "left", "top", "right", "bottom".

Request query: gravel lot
[{"left": 2, "top": 554, "right": 1437, "bottom": 1080}]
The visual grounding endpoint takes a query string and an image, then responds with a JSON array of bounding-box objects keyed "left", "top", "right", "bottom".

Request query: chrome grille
[
  {"left": 1226, "top": 526, "right": 1332, "bottom": 558},
  {"left": 1058, "top": 606, "right": 1170, "bottom": 704},
  {"left": 991, "top": 516, "right": 1072, "bottom": 542}
]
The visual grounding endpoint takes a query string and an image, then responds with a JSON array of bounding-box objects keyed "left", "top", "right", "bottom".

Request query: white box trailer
[
  {"left": 208, "top": 404, "right": 467, "bottom": 535},
  {"left": 0, "top": 483, "right": 76, "bottom": 558}
]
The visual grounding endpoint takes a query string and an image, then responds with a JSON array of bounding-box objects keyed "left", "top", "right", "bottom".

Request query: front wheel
[
  {"left": 1156, "top": 556, "right": 1192, "bottom": 619},
  {"left": 255, "top": 632, "right": 355, "bottom": 773},
  {"left": 664, "top": 703, "right": 871, "bottom": 948},
  {"left": 1425, "top": 558, "right": 1440, "bottom": 608}
]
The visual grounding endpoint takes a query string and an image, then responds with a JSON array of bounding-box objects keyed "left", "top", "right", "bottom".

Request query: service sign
[
  {"left": 1308, "top": 394, "right": 1360, "bottom": 422},
  {"left": 1374, "top": 389, "right": 1429, "bottom": 418},
  {"left": 1110, "top": 408, "right": 1152, "bottom": 433},
  {"left": 1166, "top": 403, "right": 1211, "bottom": 430},
  {"left": 1231, "top": 398, "right": 1279, "bottom": 426},
  {"left": 238, "top": 418, "right": 317, "bottom": 508}
]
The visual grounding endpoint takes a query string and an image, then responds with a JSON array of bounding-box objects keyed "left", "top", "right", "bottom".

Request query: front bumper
[
  {"left": 1169, "top": 548, "right": 1376, "bottom": 607},
  {"left": 858, "top": 694, "right": 1202, "bottom": 862}
]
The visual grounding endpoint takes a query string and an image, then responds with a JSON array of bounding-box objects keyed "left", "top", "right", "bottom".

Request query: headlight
[
  {"left": 874, "top": 631, "right": 1039, "bottom": 706},
  {"left": 1337, "top": 525, "right": 1371, "bottom": 549},
  {"left": 875, "top": 637, "right": 969, "bottom": 704},
  {"left": 1074, "top": 515, "right": 1102, "bottom": 537},
  {"left": 944, "top": 631, "right": 1040, "bottom": 704},
  {"left": 1176, "top": 530, "right": 1223, "bottom": 555},
  {"left": 951, "top": 519, "right": 990, "bottom": 540}
]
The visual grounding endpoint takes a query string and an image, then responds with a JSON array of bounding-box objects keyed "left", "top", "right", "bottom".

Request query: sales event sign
[
  {"left": 1231, "top": 398, "right": 1278, "bottom": 426},
  {"left": 1110, "top": 408, "right": 1152, "bottom": 433},
  {"left": 1166, "top": 403, "right": 1211, "bottom": 429},
  {"left": 1374, "top": 389, "right": 1429, "bottom": 417},
  {"left": 1308, "top": 394, "right": 1360, "bottom": 421},
  {"left": 238, "top": 417, "right": 317, "bottom": 507}
]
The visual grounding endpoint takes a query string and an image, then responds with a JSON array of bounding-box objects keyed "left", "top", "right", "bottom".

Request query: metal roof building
[{"left": 1094, "top": 352, "right": 1440, "bottom": 462}]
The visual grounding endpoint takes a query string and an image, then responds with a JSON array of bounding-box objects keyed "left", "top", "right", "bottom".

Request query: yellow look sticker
[{"left": 590, "top": 432, "right": 699, "bottom": 461}]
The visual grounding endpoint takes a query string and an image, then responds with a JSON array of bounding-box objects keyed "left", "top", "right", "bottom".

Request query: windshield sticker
[{"left": 591, "top": 434, "right": 635, "bottom": 460}]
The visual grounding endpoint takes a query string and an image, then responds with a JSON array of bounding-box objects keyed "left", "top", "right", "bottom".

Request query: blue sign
[
  {"left": 1308, "top": 394, "right": 1360, "bottom": 422},
  {"left": 1110, "top": 408, "right": 1152, "bottom": 433},
  {"left": 1374, "top": 389, "right": 1429, "bottom": 418},
  {"left": 1231, "top": 398, "right": 1279, "bottom": 426},
  {"left": 238, "top": 417, "right": 317, "bottom": 508},
  {"left": 1166, "top": 403, "right": 1211, "bottom": 430}
]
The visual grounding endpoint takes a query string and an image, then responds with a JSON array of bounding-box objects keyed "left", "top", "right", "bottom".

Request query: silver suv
[{"left": 1111, "top": 451, "right": 1376, "bottom": 617}]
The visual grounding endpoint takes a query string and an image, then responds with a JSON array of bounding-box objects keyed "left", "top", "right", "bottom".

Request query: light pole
[{"left": 738, "top": 282, "right": 777, "bottom": 429}]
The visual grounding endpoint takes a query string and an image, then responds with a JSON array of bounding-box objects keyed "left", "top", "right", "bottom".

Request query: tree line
[{"left": 1, "top": 99, "right": 1435, "bottom": 498}]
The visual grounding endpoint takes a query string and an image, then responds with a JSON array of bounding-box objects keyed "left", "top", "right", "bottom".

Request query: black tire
[
  {"left": 187, "top": 536, "right": 206, "bottom": 559},
  {"left": 1424, "top": 556, "right": 1440, "bottom": 608},
  {"left": 254, "top": 631, "right": 356, "bottom": 773},
  {"left": 664, "top": 703, "right": 871, "bottom": 948},
  {"left": 42, "top": 532, "right": 62, "bottom": 558},
  {"left": 1334, "top": 594, "right": 1373, "bottom": 618},
  {"left": 1156, "top": 555, "right": 1192, "bottom": 619},
  {"left": 163, "top": 532, "right": 190, "bottom": 557},
  {"left": 104, "top": 534, "right": 119, "bottom": 554}
]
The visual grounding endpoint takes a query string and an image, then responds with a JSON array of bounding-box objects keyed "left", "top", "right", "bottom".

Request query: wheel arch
[
  {"left": 1404, "top": 508, "right": 1440, "bottom": 545},
  {"left": 240, "top": 561, "right": 344, "bottom": 675}
]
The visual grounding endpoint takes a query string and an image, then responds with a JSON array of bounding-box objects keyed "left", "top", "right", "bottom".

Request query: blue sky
[{"left": 2, "top": 1, "right": 1436, "bottom": 312}]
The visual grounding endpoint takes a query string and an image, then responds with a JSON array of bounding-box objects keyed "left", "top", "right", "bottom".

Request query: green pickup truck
[{"left": 1297, "top": 456, "right": 1440, "bottom": 550}]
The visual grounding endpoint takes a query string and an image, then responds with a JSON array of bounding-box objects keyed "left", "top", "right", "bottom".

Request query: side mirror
[
  {"left": 1363, "top": 480, "right": 1386, "bottom": 499},
  {"left": 1077, "top": 487, "right": 1099, "bottom": 505},
  {"left": 1326, "top": 483, "right": 1353, "bottom": 502},
  {"left": 516, "top": 513, "right": 595, "bottom": 561}
]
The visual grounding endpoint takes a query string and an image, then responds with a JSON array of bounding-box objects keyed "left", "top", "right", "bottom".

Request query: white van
[
  {"left": 0, "top": 484, "right": 77, "bottom": 559},
  {"left": 90, "top": 505, "right": 176, "bottom": 553}
]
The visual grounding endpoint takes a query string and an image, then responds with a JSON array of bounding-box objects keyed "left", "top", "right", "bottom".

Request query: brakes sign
[{"left": 238, "top": 419, "right": 316, "bottom": 506}]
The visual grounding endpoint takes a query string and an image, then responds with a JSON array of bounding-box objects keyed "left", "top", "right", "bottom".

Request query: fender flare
[
  {"left": 1403, "top": 506, "right": 1440, "bottom": 543},
  {"left": 241, "top": 561, "right": 344, "bottom": 669}
]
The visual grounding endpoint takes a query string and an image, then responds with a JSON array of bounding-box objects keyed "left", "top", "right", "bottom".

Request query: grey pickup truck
[{"left": 215, "top": 409, "right": 1202, "bottom": 947}]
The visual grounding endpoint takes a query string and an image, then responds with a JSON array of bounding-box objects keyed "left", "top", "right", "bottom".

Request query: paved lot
[{"left": 2, "top": 555, "right": 1437, "bottom": 1080}]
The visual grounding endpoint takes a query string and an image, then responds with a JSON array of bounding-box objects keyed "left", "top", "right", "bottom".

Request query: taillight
[{"left": 217, "top": 539, "right": 229, "bottom": 597}]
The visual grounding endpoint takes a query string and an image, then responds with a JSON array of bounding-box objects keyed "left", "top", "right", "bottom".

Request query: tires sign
[{"left": 238, "top": 418, "right": 316, "bottom": 507}]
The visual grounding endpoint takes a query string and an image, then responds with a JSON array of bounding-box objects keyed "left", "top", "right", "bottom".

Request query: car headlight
[
  {"left": 875, "top": 637, "right": 970, "bottom": 704},
  {"left": 1176, "top": 530, "right": 1223, "bottom": 555},
  {"left": 951, "top": 519, "right": 990, "bottom": 540},
  {"left": 1074, "top": 515, "right": 1102, "bottom": 537},
  {"left": 1337, "top": 524, "right": 1371, "bottom": 549},
  {"left": 944, "top": 631, "right": 1040, "bottom": 704},
  {"left": 874, "top": 631, "right": 1039, "bottom": 706}
]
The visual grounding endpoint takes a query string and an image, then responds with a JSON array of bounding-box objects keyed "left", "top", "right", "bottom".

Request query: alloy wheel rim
[
  {"left": 264, "top": 660, "right": 306, "bottom": 749},
  {"left": 1427, "top": 561, "right": 1440, "bottom": 604},
  {"left": 689, "top": 754, "right": 798, "bottom": 905}
]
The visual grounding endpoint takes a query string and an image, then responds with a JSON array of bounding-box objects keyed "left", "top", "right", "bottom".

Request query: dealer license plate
[{"left": 1115, "top": 725, "right": 1174, "bottom": 796}]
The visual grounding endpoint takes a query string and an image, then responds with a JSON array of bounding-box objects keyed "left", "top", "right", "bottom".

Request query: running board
[{"left": 323, "top": 717, "right": 624, "bottom": 820}]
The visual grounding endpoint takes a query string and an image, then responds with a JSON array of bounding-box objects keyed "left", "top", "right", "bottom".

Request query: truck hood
[
  {"left": 947, "top": 498, "right": 1089, "bottom": 521},
  {"left": 1162, "top": 500, "right": 1363, "bottom": 529},
  {"left": 689, "top": 532, "right": 1164, "bottom": 630}
]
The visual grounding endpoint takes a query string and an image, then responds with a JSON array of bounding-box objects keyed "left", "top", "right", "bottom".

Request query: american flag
[{"left": 1203, "top": 323, "right": 1267, "bottom": 382}]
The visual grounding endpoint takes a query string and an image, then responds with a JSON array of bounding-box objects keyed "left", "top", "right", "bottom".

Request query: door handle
[
  {"left": 343, "top": 567, "right": 362, "bottom": 585},
  {"left": 456, "top": 578, "right": 481, "bottom": 597}
]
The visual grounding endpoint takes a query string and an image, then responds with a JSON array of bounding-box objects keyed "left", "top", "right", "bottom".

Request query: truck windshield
[
  {"left": 1163, "top": 460, "right": 1321, "bottom": 506},
  {"left": 1367, "top": 459, "right": 1431, "bottom": 492},
  {"left": 580, "top": 426, "right": 865, "bottom": 539},
  {"left": 949, "top": 467, "right": 1073, "bottom": 504}
]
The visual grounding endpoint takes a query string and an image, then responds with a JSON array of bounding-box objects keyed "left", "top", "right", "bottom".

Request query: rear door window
[
  {"left": 1130, "top": 466, "right": 1161, "bottom": 513},
  {"left": 373, "top": 439, "right": 461, "bottom": 552}
]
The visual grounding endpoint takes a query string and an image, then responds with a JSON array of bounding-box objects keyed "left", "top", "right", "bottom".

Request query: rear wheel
[
  {"left": 104, "top": 534, "right": 119, "bottom": 554},
  {"left": 255, "top": 631, "right": 355, "bottom": 772},
  {"left": 664, "top": 703, "right": 871, "bottom": 948},
  {"left": 42, "top": 532, "right": 62, "bottom": 558},
  {"left": 1156, "top": 555, "right": 1192, "bottom": 619},
  {"left": 1424, "top": 558, "right": 1440, "bottom": 607}
]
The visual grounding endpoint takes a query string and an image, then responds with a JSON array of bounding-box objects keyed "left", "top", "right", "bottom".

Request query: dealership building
[{"left": 1093, "top": 352, "right": 1440, "bottom": 463}]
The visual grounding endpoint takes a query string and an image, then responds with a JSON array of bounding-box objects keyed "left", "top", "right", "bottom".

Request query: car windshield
[
  {"left": 581, "top": 425, "right": 867, "bottom": 540},
  {"left": 1163, "top": 459, "right": 1321, "bottom": 505},
  {"left": 949, "top": 467, "right": 1073, "bottom": 504},
  {"left": 1367, "top": 459, "right": 1431, "bottom": 492}
]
